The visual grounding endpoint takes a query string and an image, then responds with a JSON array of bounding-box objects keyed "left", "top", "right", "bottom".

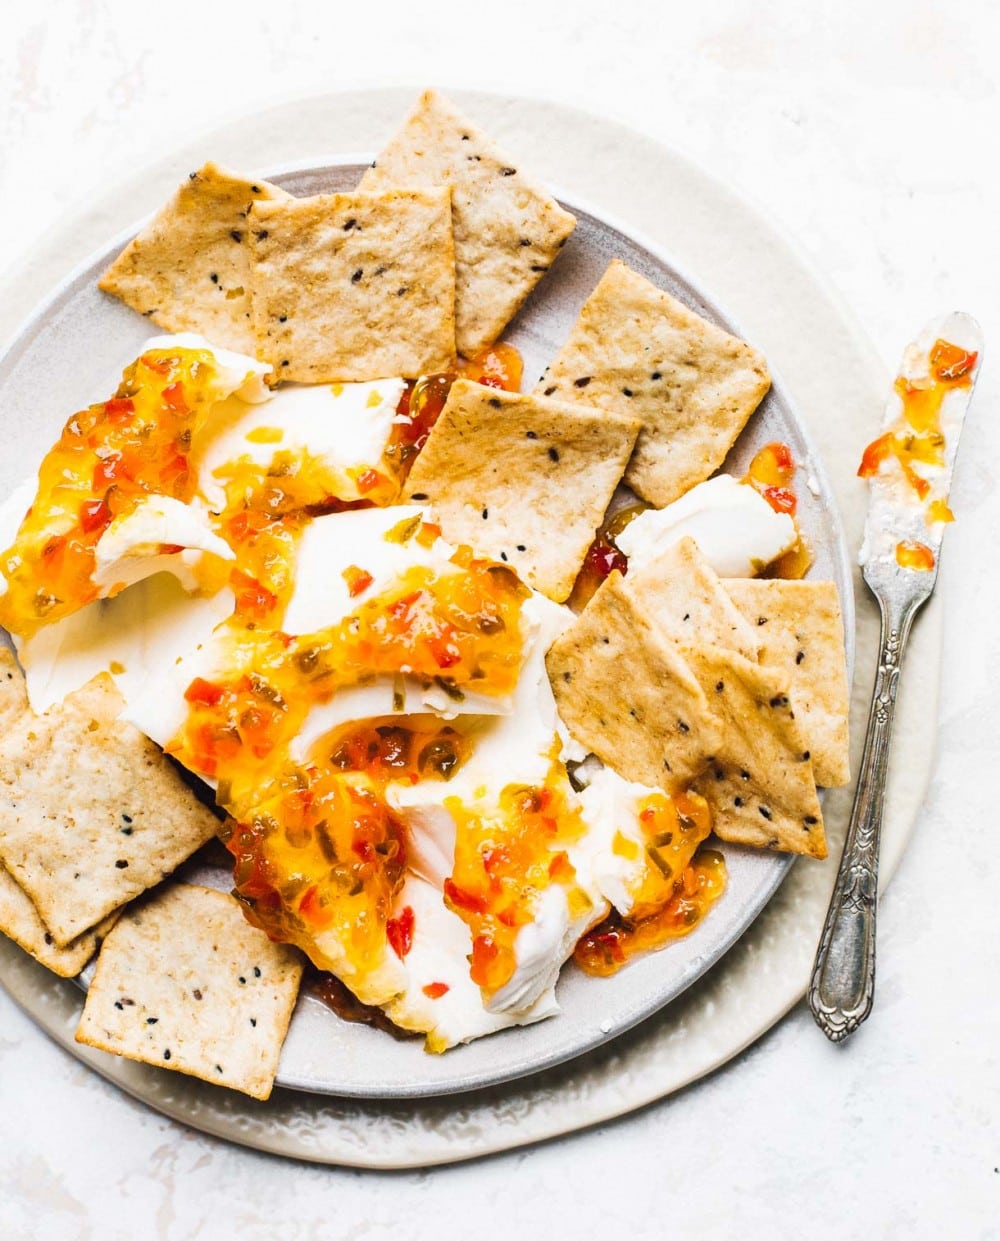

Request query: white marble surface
[{"left": 1, "top": 3, "right": 998, "bottom": 1238}]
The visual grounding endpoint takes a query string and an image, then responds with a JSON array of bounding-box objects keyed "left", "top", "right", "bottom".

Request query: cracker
[
  {"left": 0, "top": 646, "right": 27, "bottom": 727},
  {"left": 724, "top": 578, "right": 850, "bottom": 787},
  {"left": 247, "top": 188, "right": 456, "bottom": 381},
  {"left": 0, "top": 866, "right": 118, "bottom": 977},
  {"left": 623, "top": 537, "right": 760, "bottom": 661},
  {"left": 546, "top": 572, "right": 721, "bottom": 789},
  {"left": 403, "top": 379, "right": 639, "bottom": 601},
  {"left": 360, "top": 89, "right": 577, "bottom": 357},
  {"left": 76, "top": 883, "right": 303, "bottom": 1100},
  {"left": 688, "top": 646, "right": 827, "bottom": 859},
  {"left": 0, "top": 649, "right": 121, "bottom": 976},
  {"left": 536, "top": 260, "right": 771, "bottom": 506},
  {"left": 98, "top": 162, "right": 290, "bottom": 354},
  {"left": 0, "top": 674, "right": 221, "bottom": 946}
]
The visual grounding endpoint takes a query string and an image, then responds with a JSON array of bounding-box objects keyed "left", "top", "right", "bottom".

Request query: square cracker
[
  {"left": 248, "top": 188, "right": 456, "bottom": 381},
  {"left": 403, "top": 379, "right": 640, "bottom": 601},
  {"left": 724, "top": 578, "right": 850, "bottom": 787},
  {"left": 360, "top": 89, "right": 577, "bottom": 357},
  {"left": 536, "top": 260, "right": 771, "bottom": 507},
  {"left": 76, "top": 883, "right": 303, "bottom": 1100},
  {"left": 0, "top": 647, "right": 120, "bottom": 976},
  {"left": 688, "top": 645, "right": 827, "bottom": 859},
  {"left": 98, "top": 162, "right": 290, "bottom": 354},
  {"left": 0, "top": 867, "right": 119, "bottom": 978},
  {"left": 546, "top": 571, "right": 721, "bottom": 790},
  {"left": 623, "top": 537, "right": 761, "bottom": 662},
  {"left": 0, "top": 674, "right": 221, "bottom": 946}
]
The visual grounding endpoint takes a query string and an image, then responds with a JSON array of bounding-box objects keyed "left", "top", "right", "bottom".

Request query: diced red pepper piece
[
  {"left": 79, "top": 498, "right": 113, "bottom": 535},
  {"left": 444, "top": 878, "right": 488, "bottom": 915},
  {"left": 386, "top": 905, "right": 415, "bottom": 958},
  {"left": 184, "top": 677, "right": 226, "bottom": 707}
]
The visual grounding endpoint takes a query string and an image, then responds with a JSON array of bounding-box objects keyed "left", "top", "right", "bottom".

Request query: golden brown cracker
[{"left": 361, "top": 89, "right": 576, "bottom": 356}]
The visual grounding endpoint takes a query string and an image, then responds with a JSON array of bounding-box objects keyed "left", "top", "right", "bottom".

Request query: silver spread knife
[{"left": 809, "top": 312, "right": 983, "bottom": 1042}]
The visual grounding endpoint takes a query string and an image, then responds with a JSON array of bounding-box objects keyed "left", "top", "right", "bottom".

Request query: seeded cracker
[
  {"left": 688, "top": 646, "right": 827, "bottom": 859},
  {"left": 0, "top": 674, "right": 220, "bottom": 946},
  {"left": 546, "top": 572, "right": 721, "bottom": 789},
  {"left": 76, "top": 884, "right": 304, "bottom": 1100},
  {"left": 98, "top": 162, "right": 290, "bottom": 354},
  {"left": 0, "top": 868, "right": 119, "bottom": 977},
  {"left": 247, "top": 188, "right": 456, "bottom": 381},
  {"left": 403, "top": 379, "right": 640, "bottom": 601},
  {"left": 724, "top": 578, "right": 850, "bottom": 787},
  {"left": 623, "top": 537, "right": 761, "bottom": 662},
  {"left": 0, "top": 649, "right": 119, "bottom": 974},
  {"left": 360, "top": 89, "right": 577, "bottom": 357},
  {"left": 537, "top": 261, "right": 771, "bottom": 507}
]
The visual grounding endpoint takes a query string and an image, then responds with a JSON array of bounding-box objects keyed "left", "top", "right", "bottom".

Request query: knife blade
[{"left": 808, "top": 312, "right": 983, "bottom": 1042}]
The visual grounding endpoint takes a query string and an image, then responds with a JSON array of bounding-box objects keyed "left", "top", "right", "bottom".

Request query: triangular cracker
[
  {"left": 687, "top": 646, "right": 827, "bottom": 858},
  {"left": 403, "top": 379, "right": 640, "bottom": 601},
  {"left": 724, "top": 578, "right": 850, "bottom": 787},
  {"left": 623, "top": 537, "right": 761, "bottom": 661},
  {"left": 98, "top": 162, "right": 290, "bottom": 353},
  {"left": 360, "top": 89, "right": 577, "bottom": 357},
  {"left": 546, "top": 572, "right": 721, "bottom": 789},
  {"left": 536, "top": 260, "right": 771, "bottom": 506},
  {"left": 0, "top": 674, "right": 221, "bottom": 945},
  {"left": 248, "top": 188, "right": 456, "bottom": 381},
  {"left": 76, "top": 884, "right": 303, "bottom": 1100}
]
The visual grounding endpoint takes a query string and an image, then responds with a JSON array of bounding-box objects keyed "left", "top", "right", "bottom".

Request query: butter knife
[{"left": 808, "top": 312, "right": 983, "bottom": 1042}]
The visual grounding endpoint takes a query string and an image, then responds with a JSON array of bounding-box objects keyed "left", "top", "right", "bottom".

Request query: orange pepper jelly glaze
[
  {"left": 0, "top": 347, "right": 229, "bottom": 637},
  {"left": 858, "top": 338, "right": 978, "bottom": 509},
  {"left": 442, "top": 764, "right": 593, "bottom": 997},
  {"left": 895, "top": 540, "right": 935, "bottom": 572},
  {"left": 575, "top": 789, "right": 719, "bottom": 977},
  {"left": 569, "top": 502, "right": 650, "bottom": 612},
  {"left": 222, "top": 718, "right": 473, "bottom": 973},
  {"left": 213, "top": 453, "right": 380, "bottom": 628},
  {"left": 744, "top": 441, "right": 813, "bottom": 580},
  {"left": 171, "top": 553, "right": 530, "bottom": 977},
  {"left": 575, "top": 850, "right": 727, "bottom": 977}
]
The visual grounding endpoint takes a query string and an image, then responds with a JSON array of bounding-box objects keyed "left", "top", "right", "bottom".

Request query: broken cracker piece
[
  {"left": 546, "top": 571, "right": 721, "bottom": 789},
  {"left": 724, "top": 578, "right": 850, "bottom": 787},
  {"left": 361, "top": 88, "right": 576, "bottom": 357},
  {"left": 248, "top": 188, "right": 456, "bottom": 381},
  {"left": 688, "top": 645, "right": 827, "bottom": 859},
  {"left": 99, "top": 162, "right": 290, "bottom": 354},
  {"left": 0, "top": 674, "right": 221, "bottom": 946},
  {"left": 537, "top": 260, "right": 771, "bottom": 507},
  {"left": 403, "top": 379, "right": 639, "bottom": 601},
  {"left": 76, "top": 883, "right": 303, "bottom": 1100},
  {"left": 623, "top": 536, "right": 761, "bottom": 662}
]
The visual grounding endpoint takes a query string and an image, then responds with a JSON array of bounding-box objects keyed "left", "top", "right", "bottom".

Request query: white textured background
[{"left": 1, "top": 2, "right": 998, "bottom": 1238}]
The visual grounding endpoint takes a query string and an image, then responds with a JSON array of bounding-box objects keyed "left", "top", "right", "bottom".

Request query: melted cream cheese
[
  {"left": 191, "top": 379, "right": 405, "bottom": 513},
  {"left": 92, "top": 494, "right": 234, "bottom": 595},
  {"left": 141, "top": 332, "right": 272, "bottom": 403},
  {"left": 17, "top": 572, "right": 234, "bottom": 714},
  {"left": 617, "top": 474, "right": 796, "bottom": 577}
]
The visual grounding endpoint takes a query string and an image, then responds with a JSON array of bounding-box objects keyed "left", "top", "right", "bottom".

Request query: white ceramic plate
[
  {"left": 0, "top": 159, "right": 851, "bottom": 1099},
  {"left": 0, "top": 90, "right": 938, "bottom": 1165}
]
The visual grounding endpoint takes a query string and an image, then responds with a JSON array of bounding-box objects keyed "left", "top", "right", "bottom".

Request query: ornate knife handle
[{"left": 808, "top": 590, "right": 927, "bottom": 1041}]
